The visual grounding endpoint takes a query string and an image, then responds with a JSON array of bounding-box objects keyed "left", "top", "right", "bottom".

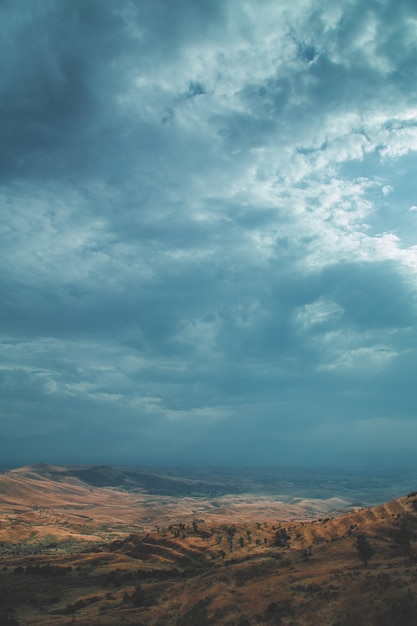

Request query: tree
[
  {"left": 226, "top": 525, "right": 236, "bottom": 551},
  {"left": 131, "top": 584, "right": 145, "bottom": 607},
  {"left": 302, "top": 546, "right": 313, "bottom": 562},
  {"left": 392, "top": 517, "right": 412, "bottom": 561},
  {"left": 274, "top": 527, "right": 290, "bottom": 547},
  {"left": 355, "top": 534, "right": 374, "bottom": 568}
]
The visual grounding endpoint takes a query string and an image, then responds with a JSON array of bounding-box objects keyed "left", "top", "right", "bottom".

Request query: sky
[{"left": 1, "top": 0, "right": 417, "bottom": 468}]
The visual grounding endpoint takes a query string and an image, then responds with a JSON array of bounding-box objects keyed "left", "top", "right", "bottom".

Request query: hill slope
[
  {"left": 0, "top": 464, "right": 362, "bottom": 549},
  {"left": 0, "top": 477, "right": 416, "bottom": 625}
]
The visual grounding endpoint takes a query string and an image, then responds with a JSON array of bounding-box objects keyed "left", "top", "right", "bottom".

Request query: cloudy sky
[{"left": 1, "top": 0, "right": 417, "bottom": 467}]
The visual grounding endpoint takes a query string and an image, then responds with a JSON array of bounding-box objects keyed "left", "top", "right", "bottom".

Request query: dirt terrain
[
  {"left": 0, "top": 463, "right": 366, "bottom": 547},
  {"left": 0, "top": 464, "right": 416, "bottom": 625}
]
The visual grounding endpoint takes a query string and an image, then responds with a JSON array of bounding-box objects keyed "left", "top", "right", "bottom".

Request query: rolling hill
[{"left": 0, "top": 465, "right": 416, "bottom": 625}]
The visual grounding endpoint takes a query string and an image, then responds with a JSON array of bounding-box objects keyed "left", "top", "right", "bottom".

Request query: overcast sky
[{"left": 1, "top": 0, "right": 417, "bottom": 467}]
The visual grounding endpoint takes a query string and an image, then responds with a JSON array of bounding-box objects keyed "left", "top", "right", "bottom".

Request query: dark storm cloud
[
  {"left": 1, "top": 0, "right": 417, "bottom": 466},
  {"left": 0, "top": 1, "right": 123, "bottom": 179},
  {"left": 0, "top": 0, "right": 227, "bottom": 183}
]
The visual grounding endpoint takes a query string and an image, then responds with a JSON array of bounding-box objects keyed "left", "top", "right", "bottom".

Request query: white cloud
[{"left": 382, "top": 185, "right": 393, "bottom": 196}]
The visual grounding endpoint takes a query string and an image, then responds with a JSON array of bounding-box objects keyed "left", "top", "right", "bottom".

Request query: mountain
[
  {"left": 0, "top": 465, "right": 416, "bottom": 625},
  {"left": 0, "top": 464, "right": 358, "bottom": 548}
]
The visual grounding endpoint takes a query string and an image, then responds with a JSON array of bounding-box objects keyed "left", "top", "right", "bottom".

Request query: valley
[{"left": 0, "top": 464, "right": 416, "bottom": 625}]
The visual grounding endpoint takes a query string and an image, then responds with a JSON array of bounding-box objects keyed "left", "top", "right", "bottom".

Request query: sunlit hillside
[{"left": 0, "top": 466, "right": 416, "bottom": 625}]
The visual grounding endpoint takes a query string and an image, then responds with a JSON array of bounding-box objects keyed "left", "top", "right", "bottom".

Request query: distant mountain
[{"left": 6, "top": 462, "right": 239, "bottom": 496}]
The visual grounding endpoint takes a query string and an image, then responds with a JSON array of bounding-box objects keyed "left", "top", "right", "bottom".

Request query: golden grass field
[{"left": 0, "top": 464, "right": 416, "bottom": 625}]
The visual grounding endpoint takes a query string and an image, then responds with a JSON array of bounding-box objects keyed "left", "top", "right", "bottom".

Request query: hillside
[
  {"left": 0, "top": 466, "right": 416, "bottom": 625},
  {"left": 0, "top": 464, "right": 368, "bottom": 550}
]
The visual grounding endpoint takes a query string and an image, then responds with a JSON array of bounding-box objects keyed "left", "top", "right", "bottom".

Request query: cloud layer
[{"left": 1, "top": 0, "right": 417, "bottom": 466}]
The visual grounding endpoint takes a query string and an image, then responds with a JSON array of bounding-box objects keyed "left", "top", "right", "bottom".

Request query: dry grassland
[{"left": 0, "top": 467, "right": 416, "bottom": 625}]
